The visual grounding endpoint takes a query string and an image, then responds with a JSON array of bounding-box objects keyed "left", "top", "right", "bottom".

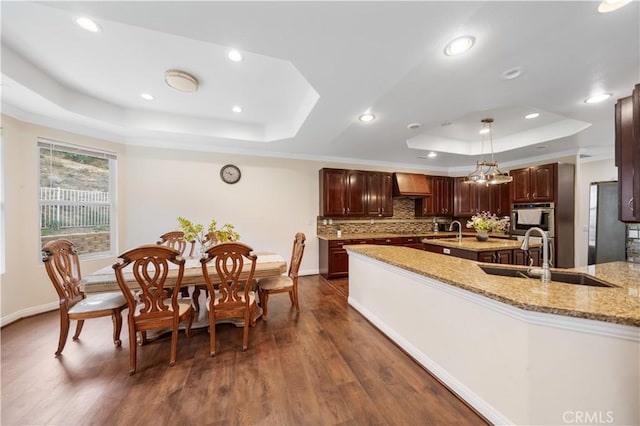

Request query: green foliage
[{"left": 177, "top": 217, "right": 239, "bottom": 244}]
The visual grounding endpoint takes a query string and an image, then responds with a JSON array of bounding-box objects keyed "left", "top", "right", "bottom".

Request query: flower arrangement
[
  {"left": 177, "top": 217, "right": 240, "bottom": 249},
  {"left": 466, "top": 211, "right": 510, "bottom": 233}
]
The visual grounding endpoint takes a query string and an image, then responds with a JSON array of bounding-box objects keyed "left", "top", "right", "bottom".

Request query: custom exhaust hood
[{"left": 392, "top": 173, "right": 432, "bottom": 197}]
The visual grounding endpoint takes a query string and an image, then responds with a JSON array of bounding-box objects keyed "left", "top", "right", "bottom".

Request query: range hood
[{"left": 393, "top": 173, "right": 432, "bottom": 197}]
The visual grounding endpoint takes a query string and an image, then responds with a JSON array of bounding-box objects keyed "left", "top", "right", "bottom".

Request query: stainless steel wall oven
[{"left": 511, "top": 203, "right": 555, "bottom": 237}]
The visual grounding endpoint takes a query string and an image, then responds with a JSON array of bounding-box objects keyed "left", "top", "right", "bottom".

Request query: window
[
  {"left": 0, "top": 132, "right": 4, "bottom": 274},
  {"left": 38, "top": 140, "right": 117, "bottom": 257}
]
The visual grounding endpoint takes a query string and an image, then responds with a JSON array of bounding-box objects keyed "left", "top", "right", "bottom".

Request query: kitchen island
[
  {"left": 423, "top": 236, "right": 542, "bottom": 265},
  {"left": 346, "top": 245, "right": 639, "bottom": 425}
]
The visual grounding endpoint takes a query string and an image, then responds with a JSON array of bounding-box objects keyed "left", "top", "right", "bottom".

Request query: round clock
[{"left": 220, "top": 164, "right": 241, "bottom": 184}]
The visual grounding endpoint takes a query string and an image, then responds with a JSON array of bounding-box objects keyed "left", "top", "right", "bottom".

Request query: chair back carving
[
  {"left": 157, "top": 231, "right": 195, "bottom": 258},
  {"left": 200, "top": 242, "right": 256, "bottom": 310},
  {"left": 113, "top": 245, "right": 185, "bottom": 321},
  {"left": 288, "top": 232, "right": 306, "bottom": 279},
  {"left": 42, "top": 239, "right": 84, "bottom": 307}
]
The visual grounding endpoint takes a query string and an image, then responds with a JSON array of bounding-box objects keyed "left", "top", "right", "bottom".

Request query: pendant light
[{"left": 464, "top": 118, "right": 513, "bottom": 185}]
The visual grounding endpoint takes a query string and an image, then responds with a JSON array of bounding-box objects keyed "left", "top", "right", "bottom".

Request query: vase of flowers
[
  {"left": 466, "top": 212, "right": 509, "bottom": 241},
  {"left": 177, "top": 217, "right": 240, "bottom": 256}
]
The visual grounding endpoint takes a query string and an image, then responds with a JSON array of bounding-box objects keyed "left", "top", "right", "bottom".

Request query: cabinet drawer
[
  {"left": 329, "top": 239, "right": 351, "bottom": 248},
  {"left": 374, "top": 237, "right": 402, "bottom": 245}
]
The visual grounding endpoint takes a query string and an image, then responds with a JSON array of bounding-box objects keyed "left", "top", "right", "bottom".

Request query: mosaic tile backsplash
[{"left": 627, "top": 223, "right": 640, "bottom": 263}]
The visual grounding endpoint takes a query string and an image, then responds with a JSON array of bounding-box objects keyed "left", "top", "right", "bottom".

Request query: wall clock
[{"left": 220, "top": 164, "right": 241, "bottom": 184}]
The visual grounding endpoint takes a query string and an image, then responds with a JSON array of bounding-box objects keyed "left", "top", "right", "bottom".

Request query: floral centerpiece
[
  {"left": 177, "top": 217, "right": 240, "bottom": 254},
  {"left": 466, "top": 212, "right": 509, "bottom": 241}
]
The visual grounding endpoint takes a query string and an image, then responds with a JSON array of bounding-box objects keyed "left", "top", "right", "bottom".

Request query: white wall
[
  {"left": 1, "top": 115, "right": 128, "bottom": 325},
  {"left": 1, "top": 115, "right": 407, "bottom": 324},
  {"left": 574, "top": 157, "right": 618, "bottom": 267}
]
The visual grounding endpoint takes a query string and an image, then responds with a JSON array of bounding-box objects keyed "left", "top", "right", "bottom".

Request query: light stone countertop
[
  {"left": 345, "top": 245, "right": 640, "bottom": 327},
  {"left": 317, "top": 231, "right": 512, "bottom": 241},
  {"left": 422, "top": 237, "right": 541, "bottom": 251}
]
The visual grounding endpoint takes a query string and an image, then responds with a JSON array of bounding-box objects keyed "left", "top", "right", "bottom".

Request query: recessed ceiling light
[
  {"left": 598, "top": 0, "right": 632, "bottom": 13},
  {"left": 76, "top": 17, "right": 101, "bottom": 33},
  {"left": 228, "top": 49, "right": 243, "bottom": 62},
  {"left": 407, "top": 123, "right": 422, "bottom": 130},
  {"left": 444, "top": 35, "right": 476, "bottom": 56},
  {"left": 359, "top": 113, "right": 375, "bottom": 122},
  {"left": 479, "top": 128, "right": 491, "bottom": 135},
  {"left": 164, "top": 70, "right": 199, "bottom": 93},
  {"left": 140, "top": 93, "right": 154, "bottom": 101},
  {"left": 428, "top": 152, "right": 437, "bottom": 158},
  {"left": 232, "top": 106, "right": 242, "bottom": 113},
  {"left": 501, "top": 67, "right": 523, "bottom": 80},
  {"left": 585, "top": 93, "right": 612, "bottom": 104},
  {"left": 525, "top": 112, "right": 540, "bottom": 119}
]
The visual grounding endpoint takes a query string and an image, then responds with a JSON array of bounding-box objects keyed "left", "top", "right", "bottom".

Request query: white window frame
[{"left": 38, "top": 139, "right": 117, "bottom": 259}]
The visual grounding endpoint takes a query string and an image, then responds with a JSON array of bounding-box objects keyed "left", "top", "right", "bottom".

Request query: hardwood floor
[{"left": 1, "top": 275, "right": 487, "bottom": 425}]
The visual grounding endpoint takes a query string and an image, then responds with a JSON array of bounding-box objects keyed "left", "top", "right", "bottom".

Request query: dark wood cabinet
[
  {"left": 513, "top": 247, "right": 542, "bottom": 267},
  {"left": 453, "top": 177, "right": 511, "bottom": 217},
  {"left": 512, "top": 163, "right": 556, "bottom": 203},
  {"left": 320, "top": 168, "right": 392, "bottom": 217},
  {"left": 615, "top": 84, "right": 640, "bottom": 222},
  {"left": 434, "top": 176, "right": 453, "bottom": 216},
  {"left": 366, "top": 172, "right": 393, "bottom": 217},
  {"left": 319, "top": 239, "right": 350, "bottom": 279}
]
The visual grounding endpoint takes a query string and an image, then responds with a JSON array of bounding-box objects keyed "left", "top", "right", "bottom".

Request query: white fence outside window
[{"left": 40, "top": 187, "right": 110, "bottom": 229}]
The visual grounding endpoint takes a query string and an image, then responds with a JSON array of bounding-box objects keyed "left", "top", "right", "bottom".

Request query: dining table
[{"left": 80, "top": 251, "right": 288, "bottom": 329}]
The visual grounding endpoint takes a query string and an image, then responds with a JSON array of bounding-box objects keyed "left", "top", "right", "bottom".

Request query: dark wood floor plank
[{"left": 1, "top": 275, "right": 487, "bottom": 425}]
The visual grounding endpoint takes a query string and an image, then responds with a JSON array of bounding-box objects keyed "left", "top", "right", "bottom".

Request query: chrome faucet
[
  {"left": 520, "top": 227, "right": 551, "bottom": 284},
  {"left": 449, "top": 220, "right": 462, "bottom": 241}
]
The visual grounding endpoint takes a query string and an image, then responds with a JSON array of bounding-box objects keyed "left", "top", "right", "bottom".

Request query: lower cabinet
[{"left": 424, "top": 244, "right": 541, "bottom": 266}]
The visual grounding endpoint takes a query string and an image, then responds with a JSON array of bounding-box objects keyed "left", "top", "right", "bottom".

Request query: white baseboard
[{"left": 1, "top": 301, "right": 58, "bottom": 327}]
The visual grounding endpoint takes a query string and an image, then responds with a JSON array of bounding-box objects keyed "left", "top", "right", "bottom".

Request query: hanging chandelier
[{"left": 464, "top": 118, "right": 513, "bottom": 185}]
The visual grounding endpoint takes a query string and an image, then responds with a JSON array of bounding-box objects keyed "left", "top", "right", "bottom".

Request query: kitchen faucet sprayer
[{"left": 520, "top": 227, "right": 551, "bottom": 284}]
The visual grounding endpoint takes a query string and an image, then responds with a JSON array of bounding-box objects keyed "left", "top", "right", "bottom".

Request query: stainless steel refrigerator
[{"left": 588, "top": 181, "right": 626, "bottom": 264}]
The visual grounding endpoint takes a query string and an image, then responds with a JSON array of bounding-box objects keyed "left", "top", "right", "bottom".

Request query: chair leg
[
  {"left": 260, "top": 290, "right": 270, "bottom": 320},
  {"left": 112, "top": 309, "right": 123, "bottom": 347},
  {"left": 192, "top": 286, "right": 201, "bottom": 312},
  {"left": 169, "top": 323, "right": 178, "bottom": 367},
  {"left": 56, "top": 311, "right": 70, "bottom": 356},
  {"left": 185, "top": 310, "right": 194, "bottom": 337},
  {"left": 72, "top": 319, "right": 85, "bottom": 341},
  {"left": 209, "top": 313, "right": 216, "bottom": 357},
  {"left": 293, "top": 286, "right": 300, "bottom": 311},
  {"left": 242, "top": 311, "right": 249, "bottom": 351},
  {"left": 128, "top": 322, "right": 137, "bottom": 375}
]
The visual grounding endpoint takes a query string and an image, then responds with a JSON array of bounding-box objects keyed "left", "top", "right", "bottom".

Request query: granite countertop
[
  {"left": 318, "top": 231, "right": 513, "bottom": 241},
  {"left": 345, "top": 245, "right": 640, "bottom": 327},
  {"left": 422, "top": 237, "right": 541, "bottom": 251}
]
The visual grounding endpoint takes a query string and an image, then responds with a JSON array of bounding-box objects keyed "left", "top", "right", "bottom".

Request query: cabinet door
[
  {"left": 477, "top": 251, "right": 495, "bottom": 263},
  {"left": 329, "top": 248, "right": 349, "bottom": 277},
  {"left": 511, "top": 168, "right": 531, "bottom": 203},
  {"left": 513, "top": 250, "right": 527, "bottom": 266},
  {"left": 415, "top": 196, "right": 434, "bottom": 217},
  {"left": 379, "top": 172, "right": 394, "bottom": 216},
  {"left": 490, "top": 183, "right": 512, "bottom": 216},
  {"left": 366, "top": 172, "right": 382, "bottom": 216},
  {"left": 495, "top": 250, "right": 512, "bottom": 264},
  {"left": 433, "top": 176, "right": 453, "bottom": 216},
  {"left": 616, "top": 95, "right": 639, "bottom": 222},
  {"left": 531, "top": 164, "right": 555, "bottom": 202},
  {"left": 476, "top": 184, "right": 491, "bottom": 214},
  {"left": 454, "top": 177, "right": 476, "bottom": 216},
  {"left": 320, "top": 169, "right": 346, "bottom": 216},
  {"left": 346, "top": 170, "right": 367, "bottom": 216}
]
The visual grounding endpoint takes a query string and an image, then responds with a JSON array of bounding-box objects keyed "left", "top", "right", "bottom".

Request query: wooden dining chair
[
  {"left": 113, "top": 244, "right": 194, "bottom": 375},
  {"left": 42, "top": 239, "right": 127, "bottom": 356},
  {"left": 157, "top": 230, "right": 195, "bottom": 298},
  {"left": 257, "top": 232, "right": 306, "bottom": 320},
  {"left": 200, "top": 242, "right": 257, "bottom": 356}
]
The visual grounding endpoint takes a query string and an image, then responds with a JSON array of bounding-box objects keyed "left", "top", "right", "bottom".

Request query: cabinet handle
[
  {"left": 533, "top": 192, "right": 536, "bottom": 199},
  {"left": 346, "top": 207, "right": 350, "bottom": 213},
  {"left": 629, "top": 197, "right": 634, "bottom": 211},
  {"left": 526, "top": 192, "right": 530, "bottom": 199},
  {"left": 342, "top": 208, "right": 345, "bottom": 213}
]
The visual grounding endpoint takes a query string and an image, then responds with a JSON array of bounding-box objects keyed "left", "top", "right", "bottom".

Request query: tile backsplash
[
  {"left": 317, "top": 198, "right": 449, "bottom": 235},
  {"left": 627, "top": 223, "right": 640, "bottom": 263}
]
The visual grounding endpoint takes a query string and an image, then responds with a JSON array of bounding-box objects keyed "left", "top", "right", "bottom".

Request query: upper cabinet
[
  {"left": 453, "top": 178, "right": 512, "bottom": 217},
  {"left": 615, "top": 84, "right": 640, "bottom": 222},
  {"left": 511, "top": 163, "right": 556, "bottom": 203},
  {"left": 366, "top": 172, "right": 393, "bottom": 217},
  {"left": 415, "top": 176, "right": 453, "bottom": 217},
  {"left": 319, "top": 168, "right": 393, "bottom": 217}
]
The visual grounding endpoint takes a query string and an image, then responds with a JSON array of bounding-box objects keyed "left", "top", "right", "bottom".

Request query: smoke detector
[{"left": 164, "top": 70, "right": 199, "bottom": 93}]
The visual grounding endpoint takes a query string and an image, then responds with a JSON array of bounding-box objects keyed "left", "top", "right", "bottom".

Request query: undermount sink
[{"left": 478, "top": 265, "right": 615, "bottom": 288}]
